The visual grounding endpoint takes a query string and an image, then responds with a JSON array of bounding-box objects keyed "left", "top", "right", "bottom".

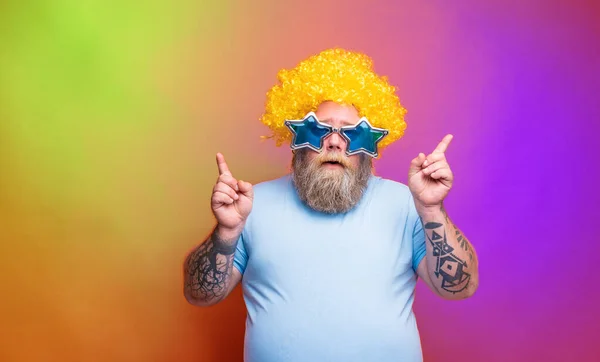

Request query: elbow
[
  {"left": 462, "top": 273, "right": 480, "bottom": 298},
  {"left": 436, "top": 278, "right": 479, "bottom": 301},
  {"left": 457, "top": 283, "right": 479, "bottom": 300},
  {"left": 183, "top": 289, "right": 221, "bottom": 307},
  {"left": 466, "top": 278, "right": 479, "bottom": 298}
]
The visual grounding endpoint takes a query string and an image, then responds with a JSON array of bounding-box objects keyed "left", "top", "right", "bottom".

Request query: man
[{"left": 184, "top": 48, "right": 479, "bottom": 361}]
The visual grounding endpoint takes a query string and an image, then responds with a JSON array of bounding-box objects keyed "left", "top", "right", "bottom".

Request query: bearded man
[{"left": 183, "top": 48, "right": 479, "bottom": 362}]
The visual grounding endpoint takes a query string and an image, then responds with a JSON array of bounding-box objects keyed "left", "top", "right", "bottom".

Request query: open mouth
[{"left": 322, "top": 160, "right": 343, "bottom": 166}]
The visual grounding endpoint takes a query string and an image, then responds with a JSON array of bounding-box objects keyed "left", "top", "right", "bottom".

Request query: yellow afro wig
[{"left": 260, "top": 48, "right": 407, "bottom": 151}]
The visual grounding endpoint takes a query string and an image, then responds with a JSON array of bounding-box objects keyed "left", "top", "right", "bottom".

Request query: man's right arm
[
  {"left": 183, "top": 226, "right": 243, "bottom": 306},
  {"left": 184, "top": 152, "right": 252, "bottom": 306}
]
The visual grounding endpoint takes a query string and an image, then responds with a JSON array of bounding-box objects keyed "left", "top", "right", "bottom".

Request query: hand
[
  {"left": 408, "top": 134, "right": 454, "bottom": 210},
  {"left": 211, "top": 153, "right": 253, "bottom": 234}
]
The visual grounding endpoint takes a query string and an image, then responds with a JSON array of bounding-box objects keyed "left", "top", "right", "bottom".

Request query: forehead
[{"left": 314, "top": 101, "right": 360, "bottom": 126}]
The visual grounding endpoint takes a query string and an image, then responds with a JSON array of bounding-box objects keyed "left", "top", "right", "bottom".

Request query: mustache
[{"left": 313, "top": 152, "right": 352, "bottom": 168}]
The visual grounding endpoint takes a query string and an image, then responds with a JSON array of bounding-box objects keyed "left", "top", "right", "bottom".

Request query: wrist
[
  {"left": 415, "top": 201, "right": 444, "bottom": 220},
  {"left": 215, "top": 224, "right": 244, "bottom": 243}
]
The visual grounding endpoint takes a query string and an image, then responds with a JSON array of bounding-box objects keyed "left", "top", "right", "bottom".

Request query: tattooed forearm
[
  {"left": 424, "top": 222, "right": 472, "bottom": 294},
  {"left": 184, "top": 231, "right": 238, "bottom": 304},
  {"left": 418, "top": 203, "right": 478, "bottom": 298}
]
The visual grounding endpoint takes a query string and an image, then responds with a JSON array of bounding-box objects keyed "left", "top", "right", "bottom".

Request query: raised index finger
[
  {"left": 433, "top": 134, "right": 454, "bottom": 153},
  {"left": 216, "top": 152, "right": 232, "bottom": 176}
]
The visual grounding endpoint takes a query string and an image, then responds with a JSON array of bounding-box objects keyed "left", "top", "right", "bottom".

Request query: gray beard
[{"left": 291, "top": 149, "right": 372, "bottom": 214}]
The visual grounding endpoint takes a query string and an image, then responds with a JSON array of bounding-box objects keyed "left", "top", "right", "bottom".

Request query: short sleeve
[
  {"left": 233, "top": 231, "right": 248, "bottom": 274},
  {"left": 410, "top": 202, "right": 427, "bottom": 272}
]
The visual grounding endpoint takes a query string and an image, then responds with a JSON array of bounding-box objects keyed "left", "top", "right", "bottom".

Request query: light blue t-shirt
[{"left": 233, "top": 174, "right": 427, "bottom": 362}]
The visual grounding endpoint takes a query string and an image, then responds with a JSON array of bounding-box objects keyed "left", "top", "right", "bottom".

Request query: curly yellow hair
[{"left": 259, "top": 48, "right": 407, "bottom": 151}]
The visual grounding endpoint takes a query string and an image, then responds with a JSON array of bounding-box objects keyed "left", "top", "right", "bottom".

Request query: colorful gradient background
[{"left": 1, "top": 0, "right": 599, "bottom": 361}]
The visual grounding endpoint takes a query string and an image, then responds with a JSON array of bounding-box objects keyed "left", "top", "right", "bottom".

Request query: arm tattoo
[
  {"left": 440, "top": 205, "right": 474, "bottom": 261},
  {"left": 185, "top": 232, "right": 238, "bottom": 302},
  {"left": 424, "top": 222, "right": 471, "bottom": 294}
]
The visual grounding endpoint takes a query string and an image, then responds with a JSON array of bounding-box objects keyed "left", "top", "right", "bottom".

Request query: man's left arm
[
  {"left": 408, "top": 134, "right": 479, "bottom": 300},
  {"left": 416, "top": 204, "right": 479, "bottom": 300}
]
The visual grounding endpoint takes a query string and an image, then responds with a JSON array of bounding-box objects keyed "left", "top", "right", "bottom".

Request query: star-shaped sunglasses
[{"left": 284, "top": 112, "right": 389, "bottom": 158}]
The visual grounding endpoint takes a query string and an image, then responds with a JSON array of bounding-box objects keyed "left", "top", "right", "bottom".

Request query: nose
[{"left": 324, "top": 131, "right": 346, "bottom": 152}]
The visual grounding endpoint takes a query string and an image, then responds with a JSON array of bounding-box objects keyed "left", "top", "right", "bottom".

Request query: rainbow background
[{"left": 1, "top": 0, "right": 599, "bottom": 361}]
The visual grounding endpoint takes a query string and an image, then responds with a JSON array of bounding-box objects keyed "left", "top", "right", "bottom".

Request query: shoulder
[
  {"left": 252, "top": 174, "right": 292, "bottom": 195},
  {"left": 369, "top": 176, "right": 413, "bottom": 202},
  {"left": 372, "top": 176, "right": 409, "bottom": 191},
  {"left": 250, "top": 174, "right": 294, "bottom": 207},
  {"left": 366, "top": 176, "right": 420, "bottom": 226},
  {"left": 245, "top": 174, "right": 294, "bottom": 229}
]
